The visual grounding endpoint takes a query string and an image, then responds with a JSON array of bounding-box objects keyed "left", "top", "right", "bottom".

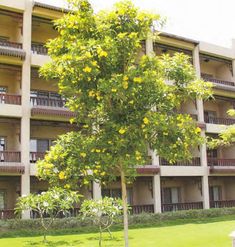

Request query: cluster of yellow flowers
[
  {"left": 119, "top": 128, "right": 126, "bottom": 135},
  {"left": 97, "top": 47, "right": 108, "bottom": 58}
]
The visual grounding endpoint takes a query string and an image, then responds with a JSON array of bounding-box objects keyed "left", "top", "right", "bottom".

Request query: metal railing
[
  {"left": 30, "top": 152, "right": 46, "bottom": 163},
  {"left": 202, "top": 76, "right": 235, "bottom": 87},
  {"left": 162, "top": 201, "right": 203, "bottom": 212},
  {"left": 131, "top": 204, "right": 154, "bottom": 214},
  {"left": 159, "top": 157, "right": 201, "bottom": 166},
  {"left": 0, "top": 209, "right": 15, "bottom": 219},
  {"left": 0, "top": 151, "right": 21, "bottom": 162},
  {"left": 207, "top": 158, "right": 235, "bottom": 167},
  {"left": 0, "top": 93, "right": 21, "bottom": 105},
  {"left": 31, "top": 44, "right": 48, "bottom": 55},
  {"left": 204, "top": 116, "right": 235, "bottom": 125},
  {"left": 210, "top": 200, "right": 235, "bottom": 208},
  {"left": 0, "top": 40, "right": 22, "bottom": 49},
  {"left": 30, "top": 96, "right": 66, "bottom": 108}
]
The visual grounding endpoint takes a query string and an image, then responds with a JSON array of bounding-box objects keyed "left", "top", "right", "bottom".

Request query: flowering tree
[
  {"left": 38, "top": 0, "right": 212, "bottom": 246},
  {"left": 80, "top": 197, "right": 123, "bottom": 247},
  {"left": 15, "top": 188, "right": 80, "bottom": 242}
]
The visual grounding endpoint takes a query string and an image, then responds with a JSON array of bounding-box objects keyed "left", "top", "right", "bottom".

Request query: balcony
[
  {"left": 0, "top": 151, "right": 20, "bottom": 162},
  {"left": 30, "top": 152, "right": 45, "bottom": 163},
  {"left": 0, "top": 40, "right": 22, "bottom": 50},
  {"left": 30, "top": 96, "right": 66, "bottom": 108},
  {"left": 161, "top": 202, "right": 203, "bottom": 212},
  {"left": 0, "top": 151, "right": 24, "bottom": 174},
  {"left": 160, "top": 157, "right": 201, "bottom": 166},
  {"left": 202, "top": 76, "right": 235, "bottom": 87},
  {"left": 210, "top": 200, "right": 235, "bottom": 208},
  {"left": 205, "top": 116, "right": 235, "bottom": 125},
  {"left": 0, "top": 93, "right": 21, "bottom": 105},
  {"left": 208, "top": 158, "right": 235, "bottom": 174},
  {"left": 130, "top": 204, "right": 154, "bottom": 214},
  {"left": 31, "top": 43, "right": 48, "bottom": 55}
]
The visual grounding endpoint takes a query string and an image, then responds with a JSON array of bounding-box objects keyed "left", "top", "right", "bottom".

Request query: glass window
[{"left": 0, "top": 137, "right": 6, "bottom": 151}]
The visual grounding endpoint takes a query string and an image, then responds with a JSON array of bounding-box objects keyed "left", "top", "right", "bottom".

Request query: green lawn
[{"left": 0, "top": 218, "right": 235, "bottom": 246}]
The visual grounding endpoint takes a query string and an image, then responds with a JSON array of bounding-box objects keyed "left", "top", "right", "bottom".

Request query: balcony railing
[
  {"left": 131, "top": 204, "right": 154, "bottom": 214},
  {"left": 0, "top": 93, "right": 21, "bottom": 105},
  {"left": 202, "top": 77, "right": 235, "bottom": 87},
  {"left": 210, "top": 200, "right": 235, "bottom": 208},
  {"left": 0, "top": 40, "right": 22, "bottom": 49},
  {"left": 30, "top": 96, "right": 66, "bottom": 108},
  {"left": 31, "top": 44, "right": 48, "bottom": 55},
  {"left": 204, "top": 116, "right": 235, "bottom": 125},
  {"left": 207, "top": 158, "right": 235, "bottom": 167},
  {"left": 162, "top": 201, "right": 203, "bottom": 212},
  {"left": 159, "top": 157, "right": 201, "bottom": 166},
  {"left": 0, "top": 151, "right": 21, "bottom": 162},
  {"left": 0, "top": 209, "right": 15, "bottom": 219},
  {"left": 30, "top": 152, "right": 46, "bottom": 163}
]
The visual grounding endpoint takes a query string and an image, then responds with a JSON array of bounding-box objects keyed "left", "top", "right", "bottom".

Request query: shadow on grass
[{"left": 24, "top": 239, "right": 83, "bottom": 247}]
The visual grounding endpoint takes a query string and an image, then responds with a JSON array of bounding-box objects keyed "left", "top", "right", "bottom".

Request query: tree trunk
[{"left": 121, "top": 170, "right": 129, "bottom": 247}]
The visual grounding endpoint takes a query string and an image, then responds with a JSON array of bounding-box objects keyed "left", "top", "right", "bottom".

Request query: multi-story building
[{"left": 1, "top": 0, "right": 235, "bottom": 219}]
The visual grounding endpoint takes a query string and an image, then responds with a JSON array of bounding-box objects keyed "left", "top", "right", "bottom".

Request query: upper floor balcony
[
  {"left": 0, "top": 118, "right": 23, "bottom": 174},
  {"left": 207, "top": 145, "right": 235, "bottom": 174},
  {"left": 0, "top": 9, "right": 25, "bottom": 62},
  {"left": 204, "top": 96, "right": 235, "bottom": 133},
  {"left": 200, "top": 54, "right": 234, "bottom": 90}
]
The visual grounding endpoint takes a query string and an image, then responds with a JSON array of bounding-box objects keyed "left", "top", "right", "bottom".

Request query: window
[
  {"left": 102, "top": 188, "right": 133, "bottom": 205},
  {"left": 0, "top": 137, "right": 6, "bottom": 151},
  {"left": 30, "top": 139, "right": 49, "bottom": 153},
  {"left": 30, "top": 90, "right": 63, "bottom": 107},
  {"left": 209, "top": 186, "right": 222, "bottom": 201},
  {"left": 204, "top": 111, "right": 217, "bottom": 123},
  {"left": 0, "top": 191, "right": 6, "bottom": 209},
  {"left": 0, "top": 87, "right": 7, "bottom": 104},
  {"left": 162, "top": 187, "right": 181, "bottom": 204}
]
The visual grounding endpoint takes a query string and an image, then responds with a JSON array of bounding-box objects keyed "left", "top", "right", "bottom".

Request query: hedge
[{"left": 1, "top": 207, "right": 235, "bottom": 232}]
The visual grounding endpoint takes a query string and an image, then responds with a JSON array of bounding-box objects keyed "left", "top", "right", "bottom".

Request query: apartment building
[{"left": 1, "top": 0, "right": 235, "bottom": 219}]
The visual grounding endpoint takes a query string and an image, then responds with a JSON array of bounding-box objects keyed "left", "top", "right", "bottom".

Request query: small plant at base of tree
[
  {"left": 15, "top": 187, "right": 81, "bottom": 242},
  {"left": 80, "top": 197, "right": 123, "bottom": 247}
]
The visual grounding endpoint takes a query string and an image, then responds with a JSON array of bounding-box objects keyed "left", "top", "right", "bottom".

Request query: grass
[{"left": 0, "top": 216, "right": 235, "bottom": 246}]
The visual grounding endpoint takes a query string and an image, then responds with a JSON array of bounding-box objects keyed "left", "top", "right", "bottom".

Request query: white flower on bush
[{"left": 43, "top": 201, "right": 49, "bottom": 207}]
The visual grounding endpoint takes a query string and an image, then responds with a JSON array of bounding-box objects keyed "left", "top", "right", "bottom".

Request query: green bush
[{"left": 1, "top": 207, "right": 235, "bottom": 233}]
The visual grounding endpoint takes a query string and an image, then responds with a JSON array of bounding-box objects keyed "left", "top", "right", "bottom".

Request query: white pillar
[
  {"left": 153, "top": 175, "right": 161, "bottom": 213},
  {"left": 202, "top": 175, "right": 210, "bottom": 209},
  {"left": 21, "top": 0, "right": 32, "bottom": 219},
  {"left": 93, "top": 181, "right": 102, "bottom": 200},
  {"left": 146, "top": 37, "right": 153, "bottom": 55}
]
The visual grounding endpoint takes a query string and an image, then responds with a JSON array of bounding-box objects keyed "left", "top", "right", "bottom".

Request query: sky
[{"left": 38, "top": 0, "right": 235, "bottom": 48}]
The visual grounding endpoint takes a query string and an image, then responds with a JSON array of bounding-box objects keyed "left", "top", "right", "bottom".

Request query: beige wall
[
  {"left": 31, "top": 77, "right": 58, "bottom": 92},
  {"left": 32, "top": 20, "right": 57, "bottom": 44},
  {"left": 0, "top": 67, "right": 21, "bottom": 94},
  {"left": 0, "top": 177, "right": 20, "bottom": 209},
  {"left": 0, "top": 122, "right": 20, "bottom": 150}
]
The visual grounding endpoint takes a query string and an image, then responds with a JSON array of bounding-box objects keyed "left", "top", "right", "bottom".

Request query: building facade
[{"left": 1, "top": 0, "right": 235, "bottom": 219}]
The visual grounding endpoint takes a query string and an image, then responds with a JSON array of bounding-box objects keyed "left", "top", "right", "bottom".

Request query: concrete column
[
  {"left": 193, "top": 45, "right": 204, "bottom": 122},
  {"left": 21, "top": 0, "right": 32, "bottom": 219},
  {"left": 153, "top": 175, "right": 161, "bottom": 213},
  {"left": 92, "top": 181, "right": 102, "bottom": 200},
  {"left": 232, "top": 59, "right": 235, "bottom": 81},
  {"left": 202, "top": 175, "right": 210, "bottom": 209},
  {"left": 146, "top": 37, "right": 153, "bottom": 56}
]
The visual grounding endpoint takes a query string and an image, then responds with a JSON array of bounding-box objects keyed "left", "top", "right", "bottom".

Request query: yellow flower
[
  {"left": 64, "top": 184, "right": 71, "bottom": 189},
  {"left": 143, "top": 117, "right": 149, "bottom": 125},
  {"left": 83, "top": 180, "right": 89, "bottom": 185},
  {"left": 83, "top": 66, "right": 92, "bottom": 73},
  {"left": 195, "top": 127, "right": 201, "bottom": 134},
  {"left": 96, "top": 149, "right": 101, "bottom": 153},
  {"left": 108, "top": 141, "right": 112, "bottom": 144},
  {"left": 101, "top": 172, "right": 106, "bottom": 176},
  {"left": 119, "top": 128, "right": 126, "bottom": 135},
  {"left": 129, "top": 100, "right": 134, "bottom": 104},
  {"left": 91, "top": 61, "right": 98, "bottom": 66},
  {"left": 96, "top": 92, "right": 102, "bottom": 101},
  {"left": 97, "top": 47, "right": 108, "bottom": 57},
  {"left": 111, "top": 88, "right": 117, "bottom": 92},
  {"left": 85, "top": 51, "right": 92, "bottom": 58},
  {"left": 59, "top": 171, "right": 65, "bottom": 180},
  {"left": 83, "top": 124, "right": 89, "bottom": 128},
  {"left": 80, "top": 152, "right": 87, "bottom": 158},
  {"left": 133, "top": 77, "right": 142, "bottom": 83},
  {"left": 88, "top": 90, "right": 96, "bottom": 97},
  {"left": 123, "top": 75, "right": 128, "bottom": 81},
  {"left": 122, "top": 81, "right": 128, "bottom": 89}
]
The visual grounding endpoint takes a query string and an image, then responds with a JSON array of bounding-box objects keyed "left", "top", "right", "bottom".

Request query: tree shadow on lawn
[{"left": 24, "top": 239, "right": 83, "bottom": 247}]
